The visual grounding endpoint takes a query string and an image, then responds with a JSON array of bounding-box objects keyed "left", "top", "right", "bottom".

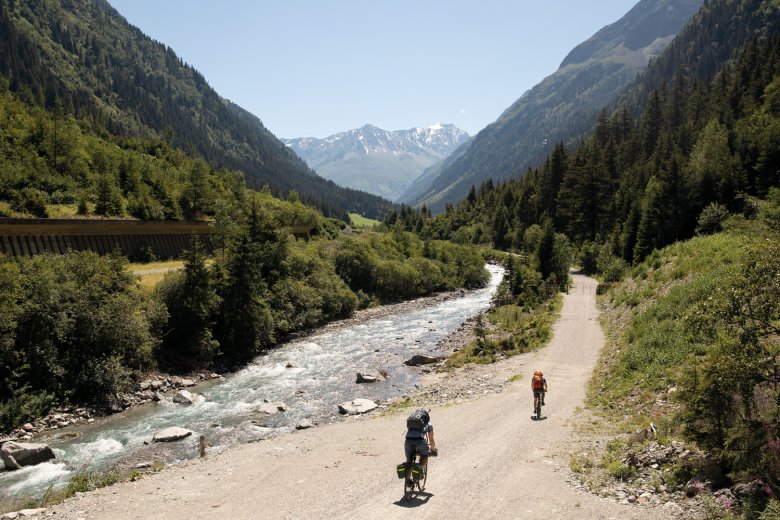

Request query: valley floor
[{"left": 45, "top": 273, "right": 675, "bottom": 519}]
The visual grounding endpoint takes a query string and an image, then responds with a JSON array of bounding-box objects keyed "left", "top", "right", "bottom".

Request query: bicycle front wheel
[{"left": 417, "top": 466, "right": 427, "bottom": 492}]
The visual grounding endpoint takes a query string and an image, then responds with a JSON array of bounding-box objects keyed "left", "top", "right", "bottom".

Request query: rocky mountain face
[
  {"left": 284, "top": 124, "right": 469, "bottom": 201},
  {"left": 400, "top": 0, "right": 704, "bottom": 212}
]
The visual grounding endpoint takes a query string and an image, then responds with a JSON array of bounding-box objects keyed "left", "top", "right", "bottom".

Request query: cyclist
[
  {"left": 405, "top": 409, "right": 437, "bottom": 481},
  {"left": 532, "top": 370, "right": 547, "bottom": 413}
]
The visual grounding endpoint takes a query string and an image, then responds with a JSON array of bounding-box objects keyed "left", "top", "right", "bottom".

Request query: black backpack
[{"left": 407, "top": 408, "right": 429, "bottom": 430}]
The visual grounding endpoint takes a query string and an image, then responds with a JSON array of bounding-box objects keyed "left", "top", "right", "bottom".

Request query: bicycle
[
  {"left": 401, "top": 432, "right": 437, "bottom": 501},
  {"left": 533, "top": 390, "right": 545, "bottom": 420}
]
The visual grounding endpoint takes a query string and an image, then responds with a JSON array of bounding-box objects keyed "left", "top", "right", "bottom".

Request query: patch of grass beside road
[{"left": 446, "top": 295, "right": 561, "bottom": 368}]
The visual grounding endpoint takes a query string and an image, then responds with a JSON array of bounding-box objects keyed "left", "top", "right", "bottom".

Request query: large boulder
[
  {"left": 404, "top": 354, "right": 445, "bottom": 366},
  {"left": 338, "top": 398, "right": 378, "bottom": 415},
  {"left": 356, "top": 370, "right": 385, "bottom": 383},
  {"left": 1, "top": 441, "right": 55, "bottom": 470},
  {"left": 152, "top": 427, "right": 192, "bottom": 443},
  {"left": 173, "top": 390, "right": 194, "bottom": 404}
]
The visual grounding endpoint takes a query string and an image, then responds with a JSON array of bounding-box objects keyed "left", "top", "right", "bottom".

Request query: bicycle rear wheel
[{"left": 404, "top": 476, "right": 415, "bottom": 500}]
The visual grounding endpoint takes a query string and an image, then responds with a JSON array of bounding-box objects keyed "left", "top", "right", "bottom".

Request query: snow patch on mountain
[{"left": 282, "top": 124, "right": 469, "bottom": 201}]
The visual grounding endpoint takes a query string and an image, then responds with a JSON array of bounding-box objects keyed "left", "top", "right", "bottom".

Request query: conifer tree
[
  {"left": 94, "top": 175, "right": 123, "bottom": 217},
  {"left": 157, "top": 237, "right": 220, "bottom": 369}
]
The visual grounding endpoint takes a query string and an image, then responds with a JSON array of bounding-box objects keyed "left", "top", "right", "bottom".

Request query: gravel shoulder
[{"left": 46, "top": 273, "right": 673, "bottom": 519}]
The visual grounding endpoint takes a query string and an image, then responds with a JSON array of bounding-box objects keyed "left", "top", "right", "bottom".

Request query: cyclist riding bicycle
[
  {"left": 405, "top": 409, "right": 437, "bottom": 480},
  {"left": 532, "top": 370, "right": 547, "bottom": 413}
]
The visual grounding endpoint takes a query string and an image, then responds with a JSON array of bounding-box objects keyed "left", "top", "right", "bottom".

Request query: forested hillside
[
  {"left": 398, "top": 0, "right": 780, "bottom": 272},
  {"left": 400, "top": 0, "right": 703, "bottom": 212},
  {"left": 0, "top": 0, "right": 391, "bottom": 218},
  {"left": 0, "top": 81, "right": 253, "bottom": 221}
]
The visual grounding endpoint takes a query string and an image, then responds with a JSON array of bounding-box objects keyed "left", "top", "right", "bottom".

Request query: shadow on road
[
  {"left": 393, "top": 491, "right": 433, "bottom": 508},
  {"left": 530, "top": 415, "right": 548, "bottom": 421}
]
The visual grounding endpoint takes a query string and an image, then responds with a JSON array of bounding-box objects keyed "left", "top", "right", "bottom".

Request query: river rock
[
  {"left": 733, "top": 480, "right": 763, "bottom": 497},
  {"left": 136, "top": 390, "right": 156, "bottom": 401},
  {"left": 256, "top": 403, "right": 281, "bottom": 416},
  {"left": 180, "top": 378, "right": 196, "bottom": 387},
  {"left": 152, "top": 427, "right": 193, "bottom": 443},
  {"left": 295, "top": 419, "right": 314, "bottom": 430},
  {"left": 338, "top": 398, "right": 378, "bottom": 415},
  {"left": 356, "top": 370, "right": 385, "bottom": 383},
  {"left": 404, "top": 354, "right": 445, "bottom": 366},
  {"left": 173, "top": 390, "right": 194, "bottom": 404},
  {"left": 1, "top": 441, "right": 55, "bottom": 470}
]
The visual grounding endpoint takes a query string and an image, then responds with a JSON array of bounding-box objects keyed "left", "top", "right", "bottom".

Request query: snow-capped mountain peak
[{"left": 282, "top": 123, "right": 470, "bottom": 201}]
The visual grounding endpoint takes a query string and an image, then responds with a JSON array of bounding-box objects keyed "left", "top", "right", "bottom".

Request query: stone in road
[{"left": 46, "top": 273, "right": 671, "bottom": 519}]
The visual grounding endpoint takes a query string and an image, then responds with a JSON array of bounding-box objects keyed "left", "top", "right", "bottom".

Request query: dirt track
[{"left": 47, "top": 273, "right": 672, "bottom": 519}]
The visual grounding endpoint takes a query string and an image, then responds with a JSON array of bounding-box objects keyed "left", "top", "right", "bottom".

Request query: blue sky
[{"left": 109, "top": 1, "right": 638, "bottom": 139}]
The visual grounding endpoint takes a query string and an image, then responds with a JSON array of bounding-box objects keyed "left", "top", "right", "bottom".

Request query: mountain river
[{"left": 0, "top": 264, "right": 503, "bottom": 502}]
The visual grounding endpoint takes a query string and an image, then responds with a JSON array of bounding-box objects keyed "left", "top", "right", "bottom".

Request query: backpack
[
  {"left": 407, "top": 408, "right": 429, "bottom": 430},
  {"left": 532, "top": 371, "right": 544, "bottom": 390}
]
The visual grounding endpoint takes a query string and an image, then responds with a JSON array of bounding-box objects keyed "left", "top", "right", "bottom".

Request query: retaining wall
[{"left": 0, "top": 219, "right": 214, "bottom": 259}]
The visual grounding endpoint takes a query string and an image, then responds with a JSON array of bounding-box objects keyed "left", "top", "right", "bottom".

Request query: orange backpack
[{"left": 532, "top": 371, "right": 544, "bottom": 390}]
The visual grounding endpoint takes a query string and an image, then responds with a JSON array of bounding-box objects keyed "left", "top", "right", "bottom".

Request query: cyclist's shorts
[
  {"left": 533, "top": 390, "right": 545, "bottom": 398},
  {"left": 405, "top": 438, "right": 430, "bottom": 462}
]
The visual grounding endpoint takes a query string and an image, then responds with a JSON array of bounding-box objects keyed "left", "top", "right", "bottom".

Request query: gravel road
[{"left": 45, "top": 273, "right": 672, "bottom": 519}]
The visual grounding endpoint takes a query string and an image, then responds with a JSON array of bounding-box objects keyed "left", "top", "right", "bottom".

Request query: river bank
[
  {"left": 1, "top": 266, "right": 504, "bottom": 509},
  {"left": 0, "top": 286, "right": 475, "bottom": 444},
  {"left": 36, "top": 271, "right": 678, "bottom": 520}
]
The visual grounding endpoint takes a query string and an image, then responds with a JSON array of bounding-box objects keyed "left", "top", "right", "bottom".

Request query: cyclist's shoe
[{"left": 542, "top": 401, "right": 545, "bottom": 406}]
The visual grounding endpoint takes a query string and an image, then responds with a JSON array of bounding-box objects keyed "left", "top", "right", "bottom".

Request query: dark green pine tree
[
  {"left": 642, "top": 89, "right": 663, "bottom": 159},
  {"left": 633, "top": 176, "right": 666, "bottom": 262},
  {"left": 216, "top": 205, "right": 286, "bottom": 362},
  {"left": 536, "top": 218, "right": 557, "bottom": 281},
  {"left": 179, "top": 160, "right": 213, "bottom": 219},
  {"left": 491, "top": 205, "right": 511, "bottom": 249},
  {"left": 539, "top": 142, "right": 568, "bottom": 220},
  {"left": 159, "top": 237, "right": 220, "bottom": 369},
  {"left": 94, "top": 175, "right": 123, "bottom": 217}
]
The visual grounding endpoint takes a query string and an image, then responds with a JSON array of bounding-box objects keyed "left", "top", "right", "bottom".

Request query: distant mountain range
[
  {"left": 0, "top": 0, "right": 392, "bottom": 218},
  {"left": 283, "top": 124, "right": 469, "bottom": 201},
  {"left": 400, "top": 0, "right": 704, "bottom": 211}
]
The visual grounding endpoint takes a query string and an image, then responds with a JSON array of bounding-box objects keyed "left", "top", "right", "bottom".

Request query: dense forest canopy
[{"left": 0, "top": 0, "right": 392, "bottom": 218}]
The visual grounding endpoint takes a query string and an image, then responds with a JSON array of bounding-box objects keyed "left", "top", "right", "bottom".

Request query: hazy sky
[{"left": 109, "top": 1, "right": 638, "bottom": 139}]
